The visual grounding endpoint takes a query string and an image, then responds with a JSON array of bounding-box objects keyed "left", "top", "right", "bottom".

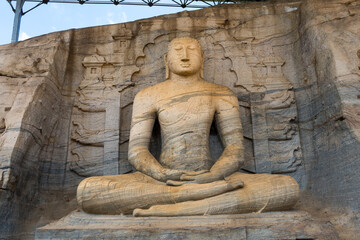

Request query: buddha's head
[{"left": 165, "top": 37, "right": 204, "bottom": 79}]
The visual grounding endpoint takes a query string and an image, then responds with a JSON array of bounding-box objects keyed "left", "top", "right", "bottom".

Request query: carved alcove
[{"left": 68, "top": 16, "right": 304, "bottom": 184}]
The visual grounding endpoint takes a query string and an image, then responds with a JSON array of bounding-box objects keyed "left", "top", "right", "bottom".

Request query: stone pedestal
[{"left": 35, "top": 210, "right": 339, "bottom": 239}]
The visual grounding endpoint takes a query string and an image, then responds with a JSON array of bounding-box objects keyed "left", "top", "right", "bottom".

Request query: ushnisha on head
[{"left": 165, "top": 37, "right": 204, "bottom": 79}]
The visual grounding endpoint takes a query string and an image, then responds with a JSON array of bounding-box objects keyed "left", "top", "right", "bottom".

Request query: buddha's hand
[
  {"left": 166, "top": 171, "right": 222, "bottom": 186},
  {"left": 163, "top": 169, "right": 209, "bottom": 183}
]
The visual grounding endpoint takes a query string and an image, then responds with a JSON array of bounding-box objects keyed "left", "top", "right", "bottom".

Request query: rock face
[{"left": 0, "top": 0, "right": 359, "bottom": 238}]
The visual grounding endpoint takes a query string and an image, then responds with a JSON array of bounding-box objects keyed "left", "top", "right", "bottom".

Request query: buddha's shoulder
[
  {"left": 202, "top": 81, "right": 235, "bottom": 95},
  {"left": 134, "top": 81, "right": 167, "bottom": 99}
]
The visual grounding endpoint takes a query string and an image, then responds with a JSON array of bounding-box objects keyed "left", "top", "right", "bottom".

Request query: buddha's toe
[{"left": 133, "top": 208, "right": 146, "bottom": 217}]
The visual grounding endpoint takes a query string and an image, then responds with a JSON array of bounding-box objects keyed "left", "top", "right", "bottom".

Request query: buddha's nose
[{"left": 181, "top": 48, "right": 189, "bottom": 61}]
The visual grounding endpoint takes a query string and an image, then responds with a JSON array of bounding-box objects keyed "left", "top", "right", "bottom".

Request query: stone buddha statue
[{"left": 76, "top": 37, "right": 299, "bottom": 216}]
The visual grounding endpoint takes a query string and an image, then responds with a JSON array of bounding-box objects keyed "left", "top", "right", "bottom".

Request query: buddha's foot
[
  {"left": 133, "top": 205, "right": 172, "bottom": 217},
  {"left": 132, "top": 197, "right": 214, "bottom": 217}
]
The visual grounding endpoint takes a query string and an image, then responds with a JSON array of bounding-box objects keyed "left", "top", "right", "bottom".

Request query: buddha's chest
[{"left": 156, "top": 94, "right": 214, "bottom": 127}]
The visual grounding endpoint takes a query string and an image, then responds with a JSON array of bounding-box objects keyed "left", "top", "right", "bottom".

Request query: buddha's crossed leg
[{"left": 77, "top": 172, "right": 244, "bottom": 215}]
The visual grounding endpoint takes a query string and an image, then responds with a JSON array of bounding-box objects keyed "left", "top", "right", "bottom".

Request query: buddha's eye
[
  {"left": 174, "top": 46, "right": 182, "bottom": 50},
  {"left": 188, "top": 46, "right": 196, "bottom": 50}
]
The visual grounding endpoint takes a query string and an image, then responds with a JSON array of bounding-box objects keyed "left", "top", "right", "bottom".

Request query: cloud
[
  {"left": 106, "top": 11, "right": 128, "bottom": 24},
  {"left": 120, "top": 12, "right": 127, "bottom": 23},
  {"left": 107, "top": 11, "right": 115, "bottom": 24},
  {"left": 19, "top": 32, "right": 30, "bottom": 41}
]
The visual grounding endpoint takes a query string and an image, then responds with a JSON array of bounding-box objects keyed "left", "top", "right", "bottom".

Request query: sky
[{"left": 0, "top": 1, "right": 205, "bottom": 45}]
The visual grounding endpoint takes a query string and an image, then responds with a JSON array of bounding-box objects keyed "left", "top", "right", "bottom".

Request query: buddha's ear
[
  {"left": 164, "top": 53, "right": 169, "bottom": 79},
  {"left": 200, "top": 50, "right": 204, "bottom": 79}
]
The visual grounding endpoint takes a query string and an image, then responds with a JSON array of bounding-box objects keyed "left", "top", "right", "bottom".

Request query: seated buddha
[{"left": 76, "top": 37, "right": 299, "bottom": 216}]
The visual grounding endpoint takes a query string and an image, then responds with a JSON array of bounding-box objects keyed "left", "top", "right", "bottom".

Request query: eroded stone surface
[{"left": 0, "top": 0, "right": 359, "bottom": 238}]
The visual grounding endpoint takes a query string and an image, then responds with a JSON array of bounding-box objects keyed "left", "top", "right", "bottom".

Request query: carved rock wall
[
  {"left": 0, "top": 32, "right": 76, "bottom": 237},
  {"left": 298, "top": 0, "right": 360, "bottom": 210},
  {"left": 0, "top": 0, "right": 359, "bottom": 238}
]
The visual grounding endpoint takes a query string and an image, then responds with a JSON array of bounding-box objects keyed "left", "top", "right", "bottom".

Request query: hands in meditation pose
[{"left": 76, "top": 37, "right": 299, "bottom": 216}]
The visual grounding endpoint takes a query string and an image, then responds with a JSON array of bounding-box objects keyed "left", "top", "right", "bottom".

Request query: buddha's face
[{"left": 167, "top": 38, "right": 203, "bottom": 77}]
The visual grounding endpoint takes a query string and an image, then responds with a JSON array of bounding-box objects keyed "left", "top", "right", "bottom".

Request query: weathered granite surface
[
  {"left": 35, "top": 210, "right": 339, "bottom": 240},
  {"left": 0, "top": 0, "right": 359, "bottom": 238}
]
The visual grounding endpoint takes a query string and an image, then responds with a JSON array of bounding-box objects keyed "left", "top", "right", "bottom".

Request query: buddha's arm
[
  {"left": 128, "top": 90, "right": 164, "bottom": 181},
  {"left": 210, "top": 89, "right": 245, "bottom": 177},
  {"left": 177, "top": 88, "right": 244, "bottom": 184}
]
